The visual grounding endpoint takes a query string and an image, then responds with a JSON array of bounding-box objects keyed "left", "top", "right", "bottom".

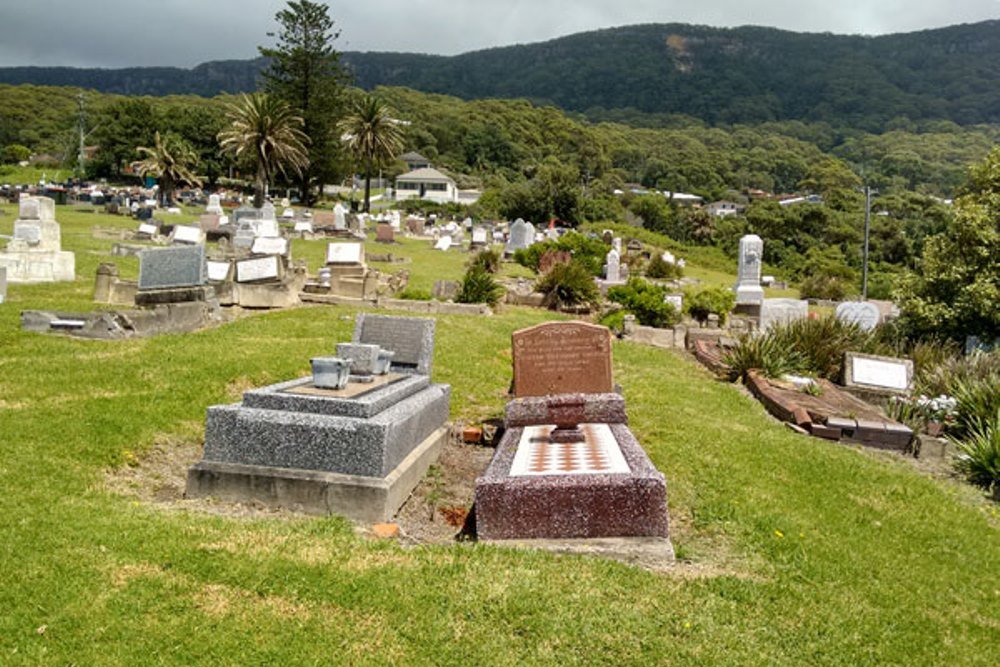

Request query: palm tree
[
  {"left": 133, "top": 131, "right": 202, "bottom": 206},
  {"left": 338, "top": 94, "right": 404, "bottom": 212},
  {"left": 217, "top": 93, "right": 310, "bottom": 208}
]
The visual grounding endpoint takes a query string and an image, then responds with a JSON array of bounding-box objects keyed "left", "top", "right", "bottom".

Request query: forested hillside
[{"left": 3, "top": 21, "right": 1000, "bottom": 130}]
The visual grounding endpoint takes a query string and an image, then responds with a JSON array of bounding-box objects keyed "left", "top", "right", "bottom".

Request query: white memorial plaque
[
  {"left": 664, "top": 294, "right": 684, "bottom": 312},
  {"left": 236, "top": 256, "right": 280, "bottom": 282},
  {"left": 207, "top": 260, "right": 232, "bottom": 282},
  {"left": 294, "top": 221, "right": 313, "bottom": 233},
  {"left": 852, "top": 357, "right": 909, "bottom": 391},
  {"left": 434, "top": 236, "right": 452, "bottom": 251},
  {"left": 472, "top": 228, "right": 488, "bottom": 244},
  {"left": 251, "top": 237, "right": 289, "bottom": 256},
  {"left": 172, "top": 225, "right": 203, "bottom": 244},
  {"left": 509, "top": 424, "right": 630, "bottom": 477},
  {"left": 137, "top": 223, "right": 158, "bottom": 236},
  {"left": 326, "top": 242, "right": 363, "bottom": 264}
]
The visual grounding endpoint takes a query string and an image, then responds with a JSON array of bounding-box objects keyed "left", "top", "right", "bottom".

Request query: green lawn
[{"left": 0, "top": 207, "right": 997, "bottom": 665}]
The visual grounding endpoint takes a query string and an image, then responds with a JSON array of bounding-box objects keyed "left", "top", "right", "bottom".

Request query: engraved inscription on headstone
[
  {"left": 138, "top": 245, "right": 206, "bottom": 290},
  {"left": 512, "top": 321, "right": 613, "bottom": 397},
  {"left": 251, "top": 237, "right": 289, "bottom": 256},
  {"left": 236, "top": 256, "right": 280, "bottom": 283},
  {"left": 843, "top": 352, "right": 913, "bottom": 394},
  {"left": 352, "top": 313, "right": 435, "bottom": 375}
]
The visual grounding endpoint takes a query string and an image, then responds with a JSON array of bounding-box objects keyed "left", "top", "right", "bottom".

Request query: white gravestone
[
  {"left": 835, "top": 301, "right": 881, "bottom": 331},
  {"left": 472, "top": 227, "right": 488, "bottom": 245},
  {"left": 137, "top": 223, "right": 158, "bottom": 237},
  {"left": 0, "top": 266, "right": 6, "bottom": 304},
  {"left": 612, "top": 237, "right": 623, "bottom": 255},
  {"left": 605, "top": 248, "right": 621, "bottom": 282},
  {"left": 294, "top": 221, "right": 314, "bottom": 233},
  {"left": 735, "top": 234, "right": 765, "bottom": 306},
  {"left": 171, "top": 225, "right": 204, "bottom": 245},
  {"left": 760, "top": 298, "right": 809, "bottom": 331},
  {"left": 333, "top": 203, "right": 347, "bottom": 230},
  {"left": 664, "top": 294, "right": 683, "bottom": 313},
  {"left": 251, "top": 237, "right": 290, "bottom": 256},
  {"left": 326, "top": 242, "right": 364, "bottom": 265},
  {"left": 435, "top": 236, "right": 453, "bottom": 251},
  {"left": 206, "top": 194, "right": 223, "bottom": 215},
  {"left": 236, "top": 256, "right": 280, "bottom": 283},
  {"left": 207, "top": 260, "right": 232, "bottom": 282},
  {"left": 844, "top": 352, "right": 913, "bottom": 394}
]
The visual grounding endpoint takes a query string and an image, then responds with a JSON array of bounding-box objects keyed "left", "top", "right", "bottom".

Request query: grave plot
[
  {"left": 474, "top": 321, "right": 671, "bottom": 545},
  {"left": 187, "top": 315, "right": 450, "bottom": 522}
]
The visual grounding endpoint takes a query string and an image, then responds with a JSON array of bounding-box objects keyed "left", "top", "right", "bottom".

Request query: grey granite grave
[
  {"left": 186, "top": 315, "right": 450, "bottom": 521},
  {"left": 835, "top": 301, "right": 881, "bottom": 331},
  {"left": 760, "top": 298, "right": 808, "bottom": 331},
  {"left": 138, "top": 245, "right": 207, "bottom": 290}
]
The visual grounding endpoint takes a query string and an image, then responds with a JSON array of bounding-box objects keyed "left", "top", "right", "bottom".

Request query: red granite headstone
[
  {"left": 376, "top": 222, "right": 394, "bottom": 243},
  {"left": 512, "top": 321, "right": 613, "bottom": 397}
]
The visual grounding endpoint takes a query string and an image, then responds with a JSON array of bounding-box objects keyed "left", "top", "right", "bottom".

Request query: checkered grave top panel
[{"left": 509, "top": 424, "right": 630, "bottom": 477}]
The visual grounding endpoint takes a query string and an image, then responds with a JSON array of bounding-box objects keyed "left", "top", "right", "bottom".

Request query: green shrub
[
  {"left": 768, "top": 316, "right": 877, "bottom": 381},
  {"left": 456, "top": 266, "right": 505, "bottom": 307},
  {"left": 468, "top": 248, "right": 501, "bottom": 274},
  {"left": 723, "top": 333, "right": 808, "bottom": 382},
  {"left": 685, "top": 287, "right": 735, "bottom": 325},
  {"left": 951, "top": 410, "right": 1000, "bottom": 499},
  {"left": 599, "top": 309, "right": 627, "bottom": 335},
  {"left": 535, "top": 260, "right": 600, "bottom": 310},
  {"left": 396, "top": 287, "right": 431, "bottom": 301},
  {"left": 645, "top": 254, "right": 683, "bottom": 280},
  {"left": 951, "top": 375, "right": 1000, "bottom": 440},
  {"left": 515, "top": 231, "right": 607, "bottom": 275},
  {"left": 799, "top": 275, "right": 852, "bottom": 301},
  {"left": 608, "top": 278, "right": 680, "bottom": 328},
  {"left": 916, "top": 351, "right": 1000, "bottom": 398}
]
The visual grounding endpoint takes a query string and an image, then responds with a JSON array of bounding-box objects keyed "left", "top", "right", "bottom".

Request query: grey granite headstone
[
  {"left": 353, "top": 313, "right": 435, "bottom": 376},
  {"left": 506, "top": 219, "right": 530, "bottom": 252},
  {"left": 233, "top": 206, "right": 261, "bottom": 224},
  {"left": 835, "top": 301, "right": 881, "bottom": 331},
  {"left": 760, "top": 298, "right": 809, "bottom": 331},
  {"left": 138, "top": 245, "right": 207, "bottom": 290}
]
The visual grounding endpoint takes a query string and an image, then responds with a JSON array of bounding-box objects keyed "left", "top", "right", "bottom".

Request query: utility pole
[
  {"left": 76, "top": 93, "right": 86, "bottom": 182},
  {"left": 861, "top": 184, "right": 874, "bottom": 300}
]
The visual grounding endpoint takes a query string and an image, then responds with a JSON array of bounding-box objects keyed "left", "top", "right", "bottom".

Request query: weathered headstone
[
  {"left": 432, "top": 280, "right": 460, "bottom": 301},
  {"left": 835, "top": 301, "right": 881, "bottom": 331},
  {"left": 605, "top": 248, "right": 621, "bottom": 282},
  {"left": 376, "top": 222, "right": 395, "bottom": 243},
  {"left": 843, "top": 352, "right": 913, "bottom": 395},
  {"left": 760, "top": 298, "right": 809, "bottom": 331},
  {"left": 326, "top": 242, "right": 364, "bottom": 265},
  {"left": 199, "top": 214, "right": 221, "bottom": 232},
  {"left": 333, "top": 202, "right": 347, "bottom": 230},
  {"left": 236, "top": 255, "right": 281, "bottom": 283},
  {"left": 293, "top": 221, "right": 314, "bottom": 234},
  {"left": 136, "top": 222, "right": 158, "bottom": 238},
  {"left": 138, "top": 245, "right": 207, "bottom": 290},
  {"left": 612, "top": 237, "right": 623, "bottom": 255},
  {"left": 512, "top": 321, "right": 613, "bottom": 397},
  {"left": 233, "top": 222, "right": 256, "bottom": 250},
  {"left": 735, "top": 234, "right": 765, "bottom": 306},
  {"left": 251, "top": 237, "right": 290, "bottom": 256},
  {"left": 353, "top": 313, "right": 436, "bottom": 375},
  {"left": 506, "top": 219, "right": 530, "bottom": 252},
  {"left": 171, "top": 225, "right": 204, "bottom": 245},
  {"left": 471, "top": 226, "right": 488, "bottom": 246},
  {"left": 206, "top": 194, "right": 223, "bottom": 215},
  {"left": 206, "top": 260, "right": 233, "bottom": 282}
]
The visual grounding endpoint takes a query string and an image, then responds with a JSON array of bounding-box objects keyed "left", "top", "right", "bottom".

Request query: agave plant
[{"left": 951, "top": 410, "right": 1000, "bottom": 500}]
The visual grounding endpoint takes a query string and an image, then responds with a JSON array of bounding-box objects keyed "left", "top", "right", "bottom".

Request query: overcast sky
[{"left": 1, "top": 0, "right": 998, "bottom": 68}]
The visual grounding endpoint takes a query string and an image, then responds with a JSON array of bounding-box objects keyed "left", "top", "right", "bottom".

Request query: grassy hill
[{"left": 0, "top": 205, "right": 997, "bottom": 664}]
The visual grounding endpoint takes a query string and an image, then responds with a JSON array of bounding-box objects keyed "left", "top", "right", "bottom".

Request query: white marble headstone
[
  {"left": 171, "top": 225, "right": 204, "bottom": 245},
  {"left": 735, "top": 234, "right": 765, "bottom": 305},
  {"left": 326, "top": 242, "right": 364, "bottom": 264},
  {"left": 206, "top": 260, "right": 232, "bottom": 282},
  {"left": 835, "top": 301, "right": 881, "bottom": 331},
  {"left": 236, "top": 255, "right": 280, "bottom": 283},
  {"left": 760, "top": 298, "right": 809, "bottom": 331},
  {"left": 252, "top": 237, "right": 289, "bottom": 256}
]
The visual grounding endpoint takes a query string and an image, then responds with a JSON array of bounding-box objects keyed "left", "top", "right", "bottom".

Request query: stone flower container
[
  {"left": 311, "top": 357, "right": 351, "bottom": 390},
  {"left": 374, "top": 349, "right": 395, "bottom": 375}
]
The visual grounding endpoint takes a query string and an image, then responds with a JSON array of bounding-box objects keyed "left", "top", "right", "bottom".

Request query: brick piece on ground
[
  {"left": 808, "top": 423, "right": 842, "bottom": 440},
  {"left": 826, "top": 416, "right": 857, "bottom": 435},
  {"left": 372, "top": 523, "right": 400, "bottom": 539}
]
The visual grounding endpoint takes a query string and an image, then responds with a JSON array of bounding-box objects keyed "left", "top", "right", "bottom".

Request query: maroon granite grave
[
  {"left": 475, "top": 321, "right": 670, "bottom": 541},
  {"left": 376, "top": 222, "right": 395, "bottom": 244}
]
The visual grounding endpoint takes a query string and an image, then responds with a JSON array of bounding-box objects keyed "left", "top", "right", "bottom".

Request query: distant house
[
  {"left": 395, "top": 167, "right": 458, "bottom": 204},
  {"left": 778, "top": 194, "right": 823, "bottom": 207},
  {"left": 663, "top": 191, "right": 703, "bottom": 207},
  {"left": 705, "top": 200, "right": 744, "bottom": 217},
  {"left": 399, "top": 152, "right": 432, "bottom": 171}
]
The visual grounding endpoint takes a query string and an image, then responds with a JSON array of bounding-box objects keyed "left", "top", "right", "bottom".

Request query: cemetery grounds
[{"left": 0, "top": 204, "right": 997, "bottom": 665}]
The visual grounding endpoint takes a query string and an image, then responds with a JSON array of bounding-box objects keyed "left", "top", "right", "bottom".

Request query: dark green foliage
[
  {"left": 608, "top": 278, "right": 680, "bottom": 328},
  {"left": 598, "top": 309, "right": 627, "bottom": 335},
  {"left": 684, "top": 287, "right": 735, "bottom": 325},
  {"left": 895, "top": 148, "right": 1000, "bottom": 342},
  {"left": 456, "top": 265, "right": 505, "bottom": 306},
  {"left": 951, "top": 376, "right": 1000, "bottom": 441},
  {"left": 768, "top": 316, "right": 878, "bottom": 381},
  {"left": 1, "top": 143, "right": 30, "bottom": 164},
  {"left": 951, "top": 411, "right": 1000, "bottom": 498},
  {"left": 259, "top": 1, "right": 350, "bottom": 205},
  {"left": 515, "top": 231, "right": 607, "bottom": 276},
  {"left": 396, "top": 287, "right": 431, "bottom": 301},
  {"left": 724, "top": 334, "right": 808, "bottom": 382},
  {"left": 467, "top": 248, "right": 500, "bottom": 274},
  {"left": 628, "top": 195, "right": 675, "bottom": 235},
  {"left": 535, "top": 260, "right": 600, "bottom": 310},
  {"left": 645, "top": 253, "right": 683, "bottom": 280}
]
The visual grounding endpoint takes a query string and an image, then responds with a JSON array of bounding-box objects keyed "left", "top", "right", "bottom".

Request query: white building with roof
[{"left": 395, "top": 167, "right": 458, "bottom": 204}]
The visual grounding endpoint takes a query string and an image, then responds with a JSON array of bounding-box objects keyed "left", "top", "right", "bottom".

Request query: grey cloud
[{"left": 0, "top": 0, "right": 997, "bottom": 67}]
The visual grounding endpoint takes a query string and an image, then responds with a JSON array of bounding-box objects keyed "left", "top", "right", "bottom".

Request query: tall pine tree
[{"left": 259, "top": 1, "right": 348, "bottom": 206}]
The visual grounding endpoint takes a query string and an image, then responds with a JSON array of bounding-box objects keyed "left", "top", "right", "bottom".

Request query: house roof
[
  {"left": 396, "top": 167, "right": 454, "bottom": 184},
  {"left": 400, "top": 152, "right": 429, "bottom": 163}
]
